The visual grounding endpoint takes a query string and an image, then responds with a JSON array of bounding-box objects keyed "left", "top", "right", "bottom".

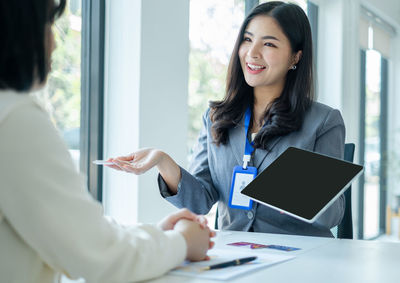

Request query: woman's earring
[{"left": 291, "top": 65, "right": 297, "bottom": 70}]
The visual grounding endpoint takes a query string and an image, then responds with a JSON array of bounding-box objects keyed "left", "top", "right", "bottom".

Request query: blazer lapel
[
  {"left": 253, "top": 136, "right": 282, "bottom": 170},
  {"left": 228, "top": 121, "right": 246, "bottom": 166},
  {"left": 228, "top": 115, "right": 284, "bottom": 170}
]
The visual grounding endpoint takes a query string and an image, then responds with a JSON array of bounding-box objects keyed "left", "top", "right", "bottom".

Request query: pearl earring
[{"left": 291, "top": 65, "right": 297, "bottom": 70}]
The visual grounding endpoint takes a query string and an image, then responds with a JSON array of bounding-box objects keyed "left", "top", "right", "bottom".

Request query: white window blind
[
  {"left": 359, "top": 17, "right": 369, "bottom": 50},
  {"left": 360, "top": 7, "right": 396, "bottom": 58},
  {"left": 373, "top": 23, "right": 392, "bottom": 58}
]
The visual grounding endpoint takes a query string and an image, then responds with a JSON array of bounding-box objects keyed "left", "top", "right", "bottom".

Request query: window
[
  {"left": 35, "top": 0, "right": 105, "bottom": 202},
  {"left": 361, "top": 49, "right": 387, "bottom": 239},
  {"left": 188, "top": 0, "right": 246, "bottom": 157},
  {"left": 358, "top": 10, "right": 393, "bottom": 239},
  {"left": 36, "top": 0, "right": 82, "bottom": 169},
  {"left": 260, "top": 0, "right": 307, "bottom": 10},
  {"left": 188, "top": 0, "right": 247, "bottom": 225},
  {"left": 80, "top": 0, "right": 105, "bottom": 201}
]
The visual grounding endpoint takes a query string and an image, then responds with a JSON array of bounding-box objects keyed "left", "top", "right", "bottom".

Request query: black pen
[{"left": 201, "top": 256, "right": 257, "bottom": 271}]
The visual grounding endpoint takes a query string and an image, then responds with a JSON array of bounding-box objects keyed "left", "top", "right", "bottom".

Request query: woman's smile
[
  {"left": 246, "top": 62, "right": 266, "bottom": 74},
  {"left": 239, "top": 15, "right": 294, "bottom": 89}
]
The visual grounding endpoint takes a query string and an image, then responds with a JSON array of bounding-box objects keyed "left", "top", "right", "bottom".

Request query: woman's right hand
[
  {"left": 106, "top": 148, "right": 182, "bottom": 194},
  {"left": 106, "top": 148, "right": 164, "bottom": 175}
]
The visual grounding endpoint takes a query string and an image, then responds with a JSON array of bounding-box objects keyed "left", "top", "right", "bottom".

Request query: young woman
[
  {"left": 0, "top": 1, "right": 214, "bottom": 282},
  {"left": 109, "top": 1, "right": 345, "bottom": 237}
]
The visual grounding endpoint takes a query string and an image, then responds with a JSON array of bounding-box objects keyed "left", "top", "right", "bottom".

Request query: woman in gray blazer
[{"left": 109, "top": 1, "right": 345, "bottom": 237}]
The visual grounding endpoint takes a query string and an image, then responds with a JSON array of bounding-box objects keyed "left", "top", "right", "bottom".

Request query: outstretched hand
[
  {"left": 104, "top": 148, "right": 182, "bottom": 194},
  {"left": 105, "top": 148, "right": 163, "bottom": 175}
]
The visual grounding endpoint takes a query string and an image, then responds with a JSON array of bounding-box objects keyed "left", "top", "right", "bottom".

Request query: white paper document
[{"left": 169, "top": 249, "right": 294, "bottom": 280}]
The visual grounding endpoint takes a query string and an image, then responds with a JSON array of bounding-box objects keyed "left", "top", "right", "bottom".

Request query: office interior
[{"left": 43, "top": 0, "right": 400, "bottom": 243}]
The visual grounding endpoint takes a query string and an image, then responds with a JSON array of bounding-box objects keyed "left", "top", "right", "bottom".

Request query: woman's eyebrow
[{"left": 244, "top": 31, "right": 280, "bottom": 41}]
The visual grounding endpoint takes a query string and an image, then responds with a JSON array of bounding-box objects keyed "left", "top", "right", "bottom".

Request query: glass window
[
  {"left": 359, "top": 11, "right": 393, "bottom": 239},
  {"left": 363, "top": 49, "right": 382, "bottom": 239},
  {"left": 35, "top": 0, "right": 82, "bottom": 170},
  {"left": 188, "top": 0, "right": 245, "bottom": 225},
  {"left": 259, "top": 0, "right": 307, "bottom": 11},
  {"left": 188, "top": 0, "right": 245, "bottom": 157}
]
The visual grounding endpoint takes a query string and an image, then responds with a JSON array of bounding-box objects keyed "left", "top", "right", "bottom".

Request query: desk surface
[{"left": 146, "top": 231, "right": 399, "bottom": 283}]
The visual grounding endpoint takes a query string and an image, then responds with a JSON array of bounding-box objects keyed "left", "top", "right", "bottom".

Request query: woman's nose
[{"left": 247, "top": 44, "right": 260, "bottom": 59}]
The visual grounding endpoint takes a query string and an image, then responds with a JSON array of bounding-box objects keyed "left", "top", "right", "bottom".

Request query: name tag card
[{"left": 229, "top": 165, "right": 257, "bottom": 210}]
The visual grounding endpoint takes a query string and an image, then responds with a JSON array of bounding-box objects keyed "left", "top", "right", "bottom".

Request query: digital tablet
[{"left": 241, "top": 147, "right": 364, "bottom": 223}]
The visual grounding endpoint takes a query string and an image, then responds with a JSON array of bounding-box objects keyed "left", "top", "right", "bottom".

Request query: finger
[
  {"left": 113, "top": 162, "right": 130, "bottom": 172},
  {"left": 159, "top": 209, "right": 192, "bottom": 231},
  {"left": 104, "top": 164, "right": 123, "bottom": 170},
  {"left": 209, "top": 230, "right": 217, "bottom": 237},
  {"left": 115, "top": 154, "right": 135, "bottom": 162},
  {"left": 204, "top": 255, "right": 211, "bottom": 261},
  {"left": 119, "top": 162, "right": 136, "bottom": 171},
  {"left": 171, "top": 209, "right": 198, "bottom": 225},
  {"left": 209, "top": 241, "right": 215, "bottom": 249},
  {"left": 113, "top": 160, "right": 136, "bottom": 172},
  {"left": 114, "top": 160, "right": 150, "bottom": 175},
  {"left": 176, "top": 208, "right": 197, "bottom": 220},
  {"left": 196, "top": 216, "right": 208, "bottom": 229},
  {"left": 105, "top": 161, "right": 124, "bottom": 170},
  {"left": 99, "top": 158, "right": 122, "bottom": 170},
  {"left": 113, "top": 159, "right": 131, "bottom": 166}
]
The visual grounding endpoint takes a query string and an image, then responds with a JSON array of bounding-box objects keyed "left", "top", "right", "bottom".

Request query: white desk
[{"left": 145, "top": 231, "right": 399, "bottom": 283}]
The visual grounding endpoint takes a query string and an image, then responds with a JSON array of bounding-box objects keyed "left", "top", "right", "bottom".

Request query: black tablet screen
[{"left": 241, "top": 147, "right": 363, "bottom": 221}]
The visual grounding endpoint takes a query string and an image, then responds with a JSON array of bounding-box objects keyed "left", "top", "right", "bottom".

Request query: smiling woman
[
  {"left": 238, "top": 15, "right": 301, "bottom": 124},
  {"left": 210, "top": 1, "right": 314, "bottom": 148},
  {"left": 107, "top": 1, "right": 346, "bottom": 238}
]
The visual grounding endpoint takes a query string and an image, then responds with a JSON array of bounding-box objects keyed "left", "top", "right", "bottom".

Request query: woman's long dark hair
[
  {"left": 0, "top": 0, "right": 66, "bottom": 91},
  {"left": 209, "top": 1, "right": 314, "bottom": 149}
]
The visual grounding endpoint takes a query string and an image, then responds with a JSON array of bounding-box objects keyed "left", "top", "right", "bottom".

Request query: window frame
[
  {"left": 358, "top": 49, "right": 389, "bottom": 240},
  {"left": 245, "top": 0, "right": 259, "bottom": 15},
  {"left": 80, "top": 0, "right": 106, "bottom": 202}
]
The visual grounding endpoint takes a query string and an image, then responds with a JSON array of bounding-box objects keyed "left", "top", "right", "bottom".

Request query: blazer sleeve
[
  {"left": 0, "top": 100, "right": 186, "bottom": 283},
  {"left": 158, "top": 109, "right": 219, "bottom": 214},
  {"left": 313, "top": 108, "right": 346, "bottom": 229}
]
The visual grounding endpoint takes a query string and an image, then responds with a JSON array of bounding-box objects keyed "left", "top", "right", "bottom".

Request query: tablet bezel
[{"left": 240, "top": 147, "right": 364, "bottom": 223}]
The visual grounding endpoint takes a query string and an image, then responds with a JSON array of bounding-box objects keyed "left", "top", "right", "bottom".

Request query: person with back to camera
[
  {"left": 108, "top": 1, "right": 346, "bottom": 238},
  {"left": 0, "top": 1, "right": 215, "bottom": 282}
]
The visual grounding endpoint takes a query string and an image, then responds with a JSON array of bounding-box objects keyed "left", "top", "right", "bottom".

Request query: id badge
[{"left": 229, "top": 165, "right": 257, "bottom": 210}]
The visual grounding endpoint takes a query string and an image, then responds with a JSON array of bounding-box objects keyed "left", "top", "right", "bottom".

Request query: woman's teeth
[{"left": 248, "top": 63, "right": 266, "bottom": 70}]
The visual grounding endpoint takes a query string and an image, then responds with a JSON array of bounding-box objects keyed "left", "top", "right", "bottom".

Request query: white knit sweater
[{"left": 0, "top": 89, "right": 186, "bottom": 283}]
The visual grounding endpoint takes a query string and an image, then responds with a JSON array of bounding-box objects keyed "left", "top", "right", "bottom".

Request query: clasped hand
[{"left": 159, "top": 208, "right": 216, "bottom": 261}]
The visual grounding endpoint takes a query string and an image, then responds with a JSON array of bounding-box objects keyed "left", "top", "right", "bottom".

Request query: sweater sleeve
[{"left": 0, "top": 99, "right": 186, "bottom": 283}]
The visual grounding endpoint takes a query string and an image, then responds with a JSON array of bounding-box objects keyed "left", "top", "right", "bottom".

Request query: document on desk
[{"left": 169, "top": 249, "right": 294, "bottom": 280}]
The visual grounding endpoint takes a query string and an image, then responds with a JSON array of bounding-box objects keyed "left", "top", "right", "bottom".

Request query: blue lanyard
[{"left": 243, "top": 107, "right": 254, "bottom": 169}]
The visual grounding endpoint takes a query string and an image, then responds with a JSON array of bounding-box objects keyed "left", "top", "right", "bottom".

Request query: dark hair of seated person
[{"left": 0, "top": 0, "right": 66, "bottom": 91}]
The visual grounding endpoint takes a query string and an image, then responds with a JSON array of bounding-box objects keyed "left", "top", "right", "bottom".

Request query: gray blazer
[{"left": 159, "top": 102, "right": 345, "bottom": 237}]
